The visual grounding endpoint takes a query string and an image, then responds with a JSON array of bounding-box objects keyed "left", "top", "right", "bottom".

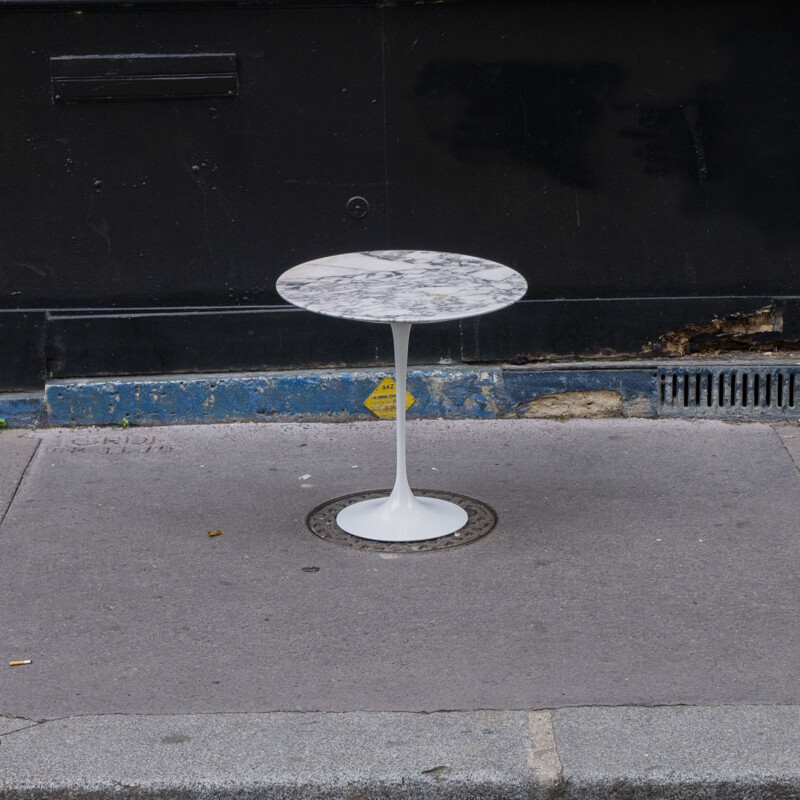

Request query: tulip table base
[
  {"left": 336, "top": 321, "right": 468, "bottom": 542},
  {"left": 306, "top": 488, "right": 498, "bottom": 553},
  {"left": 336, "top": 496, "right": 468, "bottom": 542}
]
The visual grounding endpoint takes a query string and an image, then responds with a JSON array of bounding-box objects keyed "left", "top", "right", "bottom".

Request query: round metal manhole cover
[{"left": 306, "top": 489, "right": 497, "bottom": 552}]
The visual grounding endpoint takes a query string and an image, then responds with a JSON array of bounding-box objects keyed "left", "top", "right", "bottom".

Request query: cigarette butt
[
  {"left": 207, "top": 529, "right": 223, "bottom": 537},
  {"left": 9, "top": 660, "right": 32, "bottom": 666}
]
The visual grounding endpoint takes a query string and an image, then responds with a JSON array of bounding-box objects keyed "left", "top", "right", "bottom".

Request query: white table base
[{"left": 335, "top": 322, "right": 469, "bottom": 542}]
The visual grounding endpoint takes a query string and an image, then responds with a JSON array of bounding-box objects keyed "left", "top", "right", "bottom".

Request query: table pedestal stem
[
  {"left": 388, "top": 321, "right": 413, "bottom": 511},
  {"left": 335, "top": 322, "right": 469, "bottom": 542}
]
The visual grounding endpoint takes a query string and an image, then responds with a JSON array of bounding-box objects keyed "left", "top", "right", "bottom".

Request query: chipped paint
[{"left": 623, "top": 394, "right": 656, "bottom": 417}]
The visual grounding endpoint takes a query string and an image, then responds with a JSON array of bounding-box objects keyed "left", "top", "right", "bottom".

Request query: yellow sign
[{"left": 364, "top": 377, "right": 415, "bottom": 420}]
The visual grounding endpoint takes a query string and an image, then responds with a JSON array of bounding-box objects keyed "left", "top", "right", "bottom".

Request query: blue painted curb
[
  {"left": 0, "top": 365, "right": 660, "bottom": 428},
  {"left": 0, "top": 393, "right": 47, "bottom": 428}
]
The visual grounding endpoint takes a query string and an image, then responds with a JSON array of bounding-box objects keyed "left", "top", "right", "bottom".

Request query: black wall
[{"left": 2, "top": 0, "right": 800, "bottom": 390}]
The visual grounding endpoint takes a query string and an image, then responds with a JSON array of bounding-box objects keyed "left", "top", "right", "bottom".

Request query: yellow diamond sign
[{"left": 364, "top": 377, "right": 415, "bottom": 420}]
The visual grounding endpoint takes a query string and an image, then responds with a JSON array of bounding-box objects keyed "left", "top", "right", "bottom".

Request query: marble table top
[{"left": 276, "top": 250, "right": 527, "bottom": 324}]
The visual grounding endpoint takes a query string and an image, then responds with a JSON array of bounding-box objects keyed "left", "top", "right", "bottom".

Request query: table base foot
[{"left": 336, "top": 495, "right": 469, "bottom": 543}]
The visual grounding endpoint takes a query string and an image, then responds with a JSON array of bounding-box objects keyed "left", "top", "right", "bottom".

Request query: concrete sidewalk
[{"left": 2, "top": 418, "right": 799, "bottom": 798}]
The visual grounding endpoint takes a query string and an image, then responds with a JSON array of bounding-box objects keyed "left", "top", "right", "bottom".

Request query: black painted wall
[{"left": 2, "top": 0, "right": 799, "bottom": 390}]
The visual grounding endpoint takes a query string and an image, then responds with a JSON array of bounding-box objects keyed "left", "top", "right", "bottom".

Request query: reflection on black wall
[
  {"left": 416, "top": 61, "right": 622, "bottom": 188},
  {"left": 618, "top": 13, "right": 800, "bottom": 245},
  {"left": 718, "top": 15, "right": 800, "bottom": 244},
  {"left": 617, "top": 98, "right": 714, "bottom": 182}
]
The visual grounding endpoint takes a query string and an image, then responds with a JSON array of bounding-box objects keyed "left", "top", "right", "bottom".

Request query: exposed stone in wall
[{"left": 519, "top": 389, "right": 623, "bottom": 419}]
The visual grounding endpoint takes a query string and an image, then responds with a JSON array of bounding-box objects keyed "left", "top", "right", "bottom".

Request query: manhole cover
[{"left": 307, "top": 489, "right": 497, "bottom": 552}]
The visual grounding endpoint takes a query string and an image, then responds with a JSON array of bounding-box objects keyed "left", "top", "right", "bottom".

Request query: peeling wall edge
[{"left": 1, "top": 361, "right": 799, "bottom": 428}]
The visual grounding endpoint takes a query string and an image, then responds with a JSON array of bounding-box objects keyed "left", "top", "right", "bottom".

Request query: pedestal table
[{"left": 276, "top": 250, "right": 527, "bottom": 543}]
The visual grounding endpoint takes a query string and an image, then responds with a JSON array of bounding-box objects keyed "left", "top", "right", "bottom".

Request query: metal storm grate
[{"left": 658, "top": 367, "right": 800, "bottom": 417}]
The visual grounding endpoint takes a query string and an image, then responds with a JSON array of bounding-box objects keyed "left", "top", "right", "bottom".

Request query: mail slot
[{"left": 50, "top": 53, "right": 238, "bottom": 102}]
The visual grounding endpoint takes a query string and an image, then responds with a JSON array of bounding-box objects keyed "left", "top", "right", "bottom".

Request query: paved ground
[{"left": 1, "top": 418, "right": 799, "bottom": 798}]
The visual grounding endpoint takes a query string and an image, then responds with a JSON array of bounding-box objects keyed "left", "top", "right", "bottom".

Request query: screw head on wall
[{"left": 346, "top": 196, "right": 369, "bottom": 220}]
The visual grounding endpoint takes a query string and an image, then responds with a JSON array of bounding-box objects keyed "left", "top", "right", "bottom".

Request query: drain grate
[
  {"left": 307, "top": 489, "right": 497, "bottom": 552},
  {"left": 658, "top": 366, "right": 800, "bottom": 417}
]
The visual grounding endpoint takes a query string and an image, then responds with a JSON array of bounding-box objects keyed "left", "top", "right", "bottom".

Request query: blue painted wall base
[
  {"left": 1, "top": 364, "right": 661, "bottom": 428},
  {"left": 0, "top": 393, "right": 47, "bottom": 428}
]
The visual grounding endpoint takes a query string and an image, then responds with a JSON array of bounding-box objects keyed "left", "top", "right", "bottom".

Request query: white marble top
[{"left": 276, "top": 250, "right": 527, "bottom": 324}]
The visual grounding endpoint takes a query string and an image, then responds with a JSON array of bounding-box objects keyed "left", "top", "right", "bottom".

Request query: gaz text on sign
[{"left": 364, "top": 377, "right": 415, "bottom": 420}]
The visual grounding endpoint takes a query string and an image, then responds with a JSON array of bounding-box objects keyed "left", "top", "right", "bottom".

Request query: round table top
[{"left": 276, "top": 250, "right": 527, "bottom": 324}]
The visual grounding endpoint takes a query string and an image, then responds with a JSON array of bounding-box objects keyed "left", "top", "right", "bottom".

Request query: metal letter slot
[{"left": 50, "top": 53, "right": 238, "bottom": 103}]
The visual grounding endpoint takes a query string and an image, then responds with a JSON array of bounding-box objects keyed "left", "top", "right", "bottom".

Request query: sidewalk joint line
[
  {"left": 0, "top": 714, "right": 41, "bottom": 738},
  {"left": 770, "top": 423, "right": 800, "bottom": 479},
  {"left": 7, "top": 702, "right": 798, "bottom": 730},
  {"left": 0, "top": 438, "right": 40, "bottom": 529}
]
